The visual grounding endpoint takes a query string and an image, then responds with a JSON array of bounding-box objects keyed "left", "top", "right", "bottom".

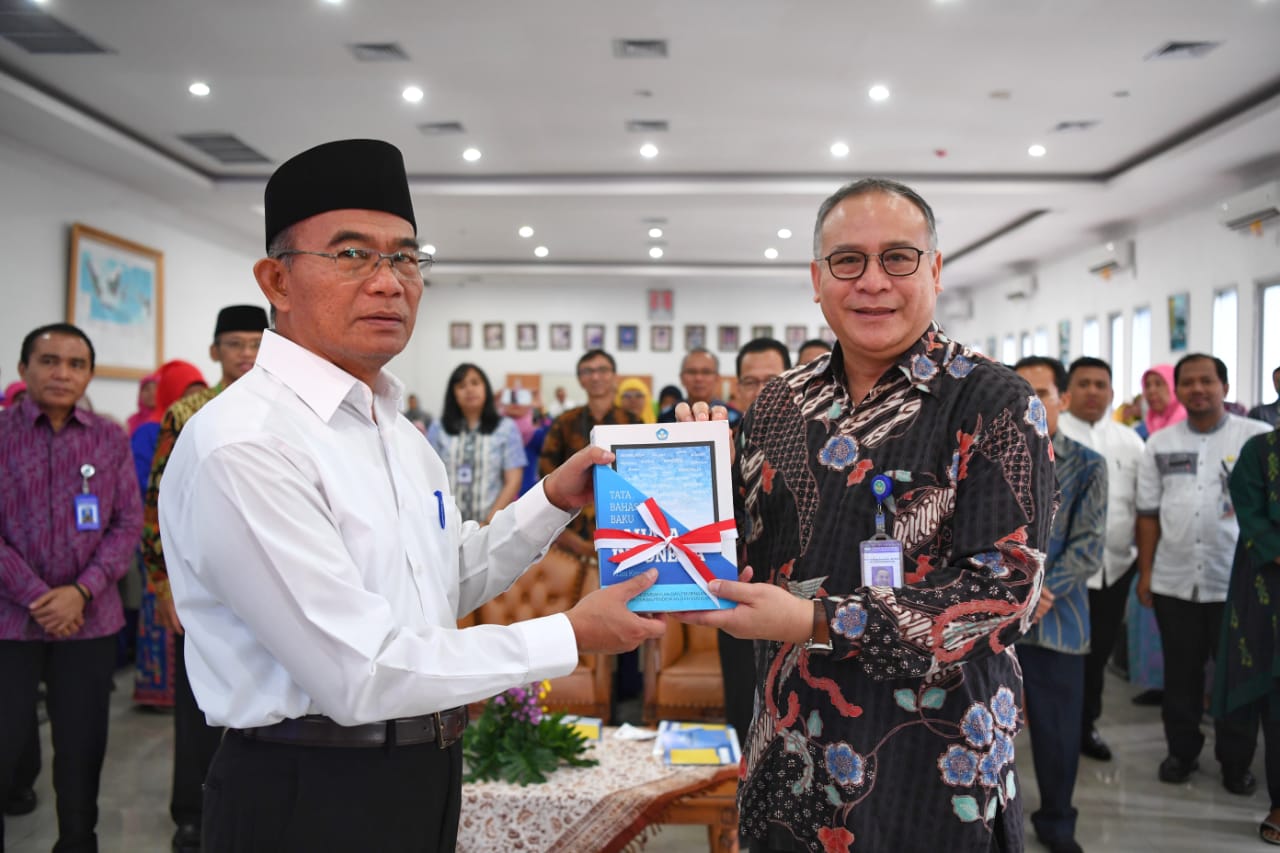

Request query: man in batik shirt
[
  {"left": 140, "top": 304, "right": 268, "bottom": 853},
  {"left": 676, "top": 178, "right": 1053, "bottom": 852}
]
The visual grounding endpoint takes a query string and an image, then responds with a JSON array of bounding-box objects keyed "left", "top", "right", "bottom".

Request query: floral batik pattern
[{"left": 734, "top": 323, "right": 1054, "bottom": 852}]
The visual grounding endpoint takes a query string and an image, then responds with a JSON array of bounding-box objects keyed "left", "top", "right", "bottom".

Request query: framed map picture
[{"left": 66, "top": 224, "right": 164, "bottom": 378}]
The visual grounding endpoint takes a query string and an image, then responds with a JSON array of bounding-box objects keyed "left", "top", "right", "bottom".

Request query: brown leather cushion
[
  {"left": 654, "top": 648, "right": 724, "bottom": 709},
  {"left": 474, "top": 549, "right": 585, "bottom": 625}
]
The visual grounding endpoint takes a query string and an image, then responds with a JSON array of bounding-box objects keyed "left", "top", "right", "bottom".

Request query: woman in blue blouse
[{"left": 428, "top": 364, "right": 526, "bottom": 523}]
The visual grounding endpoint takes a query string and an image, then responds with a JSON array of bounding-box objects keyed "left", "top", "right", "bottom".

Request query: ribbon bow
[{"left": 594, "top": 497, "right": 736, "bottom": 605}]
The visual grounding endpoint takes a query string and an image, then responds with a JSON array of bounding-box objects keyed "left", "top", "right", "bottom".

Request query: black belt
[{"left": 236, "top": 708, "right": 468, "bottom": 749}]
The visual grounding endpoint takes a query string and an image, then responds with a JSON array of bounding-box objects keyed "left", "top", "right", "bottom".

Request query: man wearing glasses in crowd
[
  {"left": 660, "top": 347, "right": 742, "bottom": 427},
  {"left": 158, "top": 139, "right": 664, "bottom": 852},
  {"left": 676, "top": 178, "right": 1053, "bottom": 852}
]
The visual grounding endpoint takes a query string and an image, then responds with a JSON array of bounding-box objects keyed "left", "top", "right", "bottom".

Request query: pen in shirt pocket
[{"left": 434, "top": 490, "right": 446, "bottom": 529}]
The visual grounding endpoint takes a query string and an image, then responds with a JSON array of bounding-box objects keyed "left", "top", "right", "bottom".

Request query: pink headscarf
[
  {"left": 126, "top": 373, "right": 159, "bottom": 435},
  {"left": 2, "top": 381, "right": 26, "bottom": 408},
  {"left": 1142, "top": 364, "right": 1186, "bottom": 434}
]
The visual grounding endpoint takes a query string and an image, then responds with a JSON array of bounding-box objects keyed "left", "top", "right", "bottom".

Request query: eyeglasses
[
  {"left": 216, "top": 338, "right": 261, "bottom": 353},
  {"left": 272, "top": 247, "right": 433, "bottom": 282},
  {"left": 818, "top": 247, "right": 934, "bottom": 280},
  {"left": 578, "top": 366, "right": 614, "bottom": 377},
  {"left": 682, "top": 368, "right": 718, "bottom": 377}
]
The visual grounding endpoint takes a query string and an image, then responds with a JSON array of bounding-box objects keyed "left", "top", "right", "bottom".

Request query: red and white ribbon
[{"left": 594, "top": 497, "right": 736, "bottom": 605}]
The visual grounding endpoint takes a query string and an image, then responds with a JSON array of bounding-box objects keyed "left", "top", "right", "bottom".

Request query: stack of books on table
[{"left": 652, "top": 721, "right": 741, "bottom": 766}]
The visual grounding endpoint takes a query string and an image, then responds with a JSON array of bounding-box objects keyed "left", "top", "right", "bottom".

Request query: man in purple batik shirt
[{"left": 0, "top": 322, "right": 143, "bottom": 852}]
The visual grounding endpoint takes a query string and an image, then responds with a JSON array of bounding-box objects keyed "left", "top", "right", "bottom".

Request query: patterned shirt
[
  {"left": 427, "top": 417, "right": 526, "bottom": 523},
  {"left": 735, "top": 325, "right": 1053, "bottom": 852},
  {"left": 1019, "top": 431, "right": 1106, "bottom": 655},
  {"left": 0, "top": 396, "right": 143, "bottom": 640},
  {"left": 539, "top": 404, "right": 639, "bottom": 540},
  {"left": 140, "top": 384, "right": 222, "bottom": 601}
]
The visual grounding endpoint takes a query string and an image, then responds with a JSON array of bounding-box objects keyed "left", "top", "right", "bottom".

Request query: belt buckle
[{"left": 433, "top": 711, "right": 454, "bottom": 749}]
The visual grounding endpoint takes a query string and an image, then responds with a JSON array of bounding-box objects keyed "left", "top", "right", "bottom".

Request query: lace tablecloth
[{"left": 458, "top": 729, "right": 736, "bottom": 853}]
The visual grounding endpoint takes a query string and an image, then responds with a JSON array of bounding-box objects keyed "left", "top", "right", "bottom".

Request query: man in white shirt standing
[
  {"left": 1136, "top": 353, "right": 1270, "bottom": 793},
  {"left": 1058, "top": 356, "right": 1145, "bottom": 763},
  {"left": 158, "top": 139, "right": 665, "bottom": 853}
]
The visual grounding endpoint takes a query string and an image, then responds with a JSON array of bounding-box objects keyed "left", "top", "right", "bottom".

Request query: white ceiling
[{"left": 1, "top": 0, "right": 1278, "bottom": 299}]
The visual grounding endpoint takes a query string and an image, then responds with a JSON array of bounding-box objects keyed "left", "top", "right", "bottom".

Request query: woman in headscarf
[
  {"left": 126, "top": 374, "right": 158, "bottom": 435},
  {"left": 131, "top": 360, "right": 207, "bottom": 708},
  {"left": 1127, "top": 363, "right": 1188, "bottom": 705},
  {"left": 615, "top": 377, "right": 656, "bottom": 424}
]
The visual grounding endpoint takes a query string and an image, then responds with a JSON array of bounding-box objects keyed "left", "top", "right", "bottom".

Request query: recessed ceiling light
[
  {"left": 188, "top": 82, "right": 210, "bottom": 97},
  {"left": 462, "top": 147, "right": 482, "bottom": 162},
  {"left": 777, "top": 228, "right": 792, "bottom": 240},
  {"left": 648, "top": 227, "right": 663, "bottom": 239},
  {"left": 533, "top": 245, "right": 549, "bottom": 258},
  {"left": 764, "top": 248, "right": 779, "bottom": 260},
  {"left": 868, "top": 84, "right": 890, "bottom": 102},
  {"left": 830, "top": 141, "right": 850, "bottom": 158},
  {"left": 321, "top": 0, "right": 343, "bottom": 5},
  {"left": 1027, "top": 143, "right": 1046, "bottom": 157},
  {"left": 517, "top": 226, "right": 534, "bottom": 238},
  {"left": 402, "top": 86, "right": 424, "bottom": 103},
  {"left": 639, "top": 142, "right": 659, "bottom": 159},
  {"left": 649, "top": 247, "right": 664, "bottom": 259},
  {"left": 421, "top": 244, "right": 436, "bottom": 255}
]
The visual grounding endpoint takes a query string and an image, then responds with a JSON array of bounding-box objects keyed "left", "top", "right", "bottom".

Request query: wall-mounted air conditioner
[
  {"left": 1005, "top": 275, "right": 1038, "bottom": 301},
  {"left": 1217, "top": 181, "right": 1280, "bottom": 231},
  {"left": 940, "top": 292, "right": 973, "bottom": 321},
  {"left": 1085, "top": 240, "right": 1134, "bottom": 278}
]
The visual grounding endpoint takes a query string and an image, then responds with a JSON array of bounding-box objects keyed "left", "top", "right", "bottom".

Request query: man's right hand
[
  {"left": 566, "top": 568, "right": 667, "bottom": 654},
  {"left": 157, "top": 594, "right": 184, "bottom": 635}
]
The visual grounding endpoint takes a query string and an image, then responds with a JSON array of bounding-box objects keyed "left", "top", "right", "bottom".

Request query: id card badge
[
  {"left": 456, "top": 464, "right": 474, "bottom": 485},
  {"left": 74, "top": 494, "right": 101, "bottom": 531},
  {"left": 860, "top": 536, "right": 903, "bottom": 588}
]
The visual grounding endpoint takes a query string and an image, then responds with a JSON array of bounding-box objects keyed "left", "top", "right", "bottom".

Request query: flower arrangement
[{"left": 462, "top": 680, "right": 598, "bottom": 785}]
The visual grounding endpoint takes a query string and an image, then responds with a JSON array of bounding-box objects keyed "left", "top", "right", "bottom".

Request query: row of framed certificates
[{"left": 448, "top": 321, "right": 835, "bottom": 353}]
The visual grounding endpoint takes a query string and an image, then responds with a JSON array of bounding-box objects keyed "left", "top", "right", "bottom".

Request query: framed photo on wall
[
  {"left": 484, "top": 322, "right": 504, "bottom": 350},
  {"left": 550, "top": 323, "right": 572, "bottom": 351},
  {"left": 818, "top": 325, "right": 837, "bottom": 344},
  {"left": 647, "top": 289, "right": 674, "bottom": 321},
  {"left": 717, "top": 325, "right": 739, "bottom": 353},
  {"left": 584, "top": 323, "right": 605, "bottom": 350},
  {"left": 751, "top": 324, "right": 774, "bottom": 341},
  {"left": 684, "top": 324, "right": 707, "bottom": 351},
  {"left": 1167, "top": 293, "right": 1189, "bottom": 351},
  {"left": 651, "top": 324, "right": 672, "bottom": 352},
  {"left": 449, "top": 322, "right": 472, "bottom": 350},
  {"left": 66, "top": 223, "right": 164, "bottom": 378},
  {"left": 785, "top": 324, "right": 807, "bottom": 351},
  {"left": 617, "top": 324, "right": 638, "bottom": 352},
  {"left": 516, "top": 323, "right": 537, "bottom": 350}
]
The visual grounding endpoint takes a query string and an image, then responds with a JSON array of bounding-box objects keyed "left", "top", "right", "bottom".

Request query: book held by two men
[{"left": 589, "top": 421, "right": 738, "bottom": 613}]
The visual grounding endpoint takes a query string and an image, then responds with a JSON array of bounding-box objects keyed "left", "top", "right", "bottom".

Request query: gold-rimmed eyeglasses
[{"left": 272, "top": 247, "right": 433, "bottom": 282}]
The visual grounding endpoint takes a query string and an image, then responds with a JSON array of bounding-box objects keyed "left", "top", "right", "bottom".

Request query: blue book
[
  {"left": 653, "top": 721, "right": 742, "bottom": 765},
  {"left": 590, "top": 422, "right": 738, "bottom": 612}
]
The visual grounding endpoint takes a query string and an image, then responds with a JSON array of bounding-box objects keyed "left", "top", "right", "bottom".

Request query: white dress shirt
[
  {"left": 1136, "top": 414, "right": 1271, "bottom": 603},
  {"left": 159, "top": 331, "right": 580, "bottom": 728},
  {"left": 1058, "top": 410, "right": 1145, "bottom": 589}
]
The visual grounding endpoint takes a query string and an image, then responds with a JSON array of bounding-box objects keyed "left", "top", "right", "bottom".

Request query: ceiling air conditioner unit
[
  {"left": 1217, "top": 181, "right": 1280, "bottom": 231},
  {"left": 1085, "top": 240, "right": 1133, "bottom": 279},
  {"left": 1005, "top": 275, "right": 1038, "bottom": 301}
]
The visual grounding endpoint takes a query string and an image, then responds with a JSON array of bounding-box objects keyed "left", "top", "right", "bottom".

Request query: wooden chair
[
  {"left": 642, "top": 623, "right": 725, "bottom": 724},
  {"left": 458, "top": 547, "right": 613, "bottom": 721}
]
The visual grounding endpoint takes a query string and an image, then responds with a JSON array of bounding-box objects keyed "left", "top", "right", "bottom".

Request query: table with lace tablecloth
[{"left": 458, "top": 728, "right": 738, "bottom": 853}]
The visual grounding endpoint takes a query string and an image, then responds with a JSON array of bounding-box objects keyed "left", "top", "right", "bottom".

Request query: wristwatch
[{"left": 803, "top": 599, "right": 833, "bottom": 652}]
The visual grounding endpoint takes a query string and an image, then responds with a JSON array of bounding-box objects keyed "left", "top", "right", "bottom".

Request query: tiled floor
[{"left": 4, "top": 669, "right": 1271, "bottom": 852}]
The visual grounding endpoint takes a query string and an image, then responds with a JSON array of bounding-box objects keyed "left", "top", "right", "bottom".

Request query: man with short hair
[
  {"left": 796, "top": 337, "right": 833, "bottom": 365},
  {"left": 538, "top": 349, "right": 639, "bottom": 558},
  {"left": 1248, "top": 366, "right": 1280, "bottom": 427},
  {"left": 0, "top": 323, "right": 143, "bottom": 851},
  {"left": 1137, "top": 353, "right": 1270, "bottom": 792},
  {"left": 140, "top": 304, "right": 269, "bottom": 853},
  {"left": 676, "top": 178, "right": 1053, "bottom": 851},
  {"left": 659, "top": 348, "right": 741, "bottom": 426},
  {"left": 734, "top": 337, "right": 791, "bottom": 415},
  {"left": 1015, "top": 356, "right": 1106, "bottom": 853},
  {"left": 1058, "top": 356, "right": 1146, "bottom": 763},
  {"left": 159, "top": 140, "right": 664, "bottom": 852},
  {"left": 546, "top": 385, "right": 576, "bottom": 419}
]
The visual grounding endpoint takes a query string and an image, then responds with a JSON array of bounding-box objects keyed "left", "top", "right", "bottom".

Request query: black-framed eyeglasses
[
  {"left": 271, "top": 247, "right": 433, "bottom": 282},
  {"left": 818, "top": 247, "right": 934, "bottom": 280}
]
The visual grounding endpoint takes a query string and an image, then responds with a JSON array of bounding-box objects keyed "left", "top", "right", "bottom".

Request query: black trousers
[
  {"left": 1151, "top": 594, "right": 1257, "bottom": 770},
  {"left": 171, "top": 633, "right": 225, "bottom": 827},
  {"left": 11, "top": 707, "right": 42, "bottom": 790},
  {"left": 0, "top": 636, "right": 116, "bottom": 853},
  {"left": 203, "top": 730, "right": 463, "bottom": 853},
  {"left": 1082, "top": 563, "right": 1136, "bottom": 731},
  {"left": 1019, "top": 644, "right": 1084, "bottom": 843},
  {"left": 718, "top": 630, "right": 755, "bottom": 745}
]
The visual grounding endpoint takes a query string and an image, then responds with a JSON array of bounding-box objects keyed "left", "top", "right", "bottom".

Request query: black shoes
[
  {"left": 172, "top": 822, "right": 201, "bottom": 853},
  {"left": 1158, "top": 755, "right": 1199, "bottom": 784},
  {"left": 1131, "top": 689, "right": 1164, "bottom": 706},
  {"left": 3, "top": 787, "right": 37, "bottom": 816},
  {"left": 1040, "top": 838, "right": 1084, "bottom": 853},
  {"left": 1224, "top": 770, "right": 1259, "bottom": 796},
  {"left": 1081, "top": 727, "right": 1112, "bottom": 761}
]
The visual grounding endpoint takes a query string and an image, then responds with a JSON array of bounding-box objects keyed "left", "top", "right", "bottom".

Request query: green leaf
[
  {"left": 985, "top": 795, "right": 998, "bottom": 821},
  {"left": 951, "top": 795, "right": 980, "bottom": 822},
  {"left": 826, "top": 784, "right": 843, "bottom": 806},
  {"left": 920, "top": 688, "right": 946, "bottom": 710},
  {"left": 1005, "top": 770, "right": 1017, "bottom": 800},
  {"left": 807, "top": 710, "right": 823, "bottom": 738},
  {"left": 894, "top": 689, "right": 917, "bottom": 712}
]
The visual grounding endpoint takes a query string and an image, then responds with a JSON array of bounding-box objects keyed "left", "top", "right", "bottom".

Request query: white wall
[
  {"left": 0, "top": 135, "right": 261, "bottom": 421},
  {"left": 947, "top": 199, "right": 1280, "bottom": 407}
]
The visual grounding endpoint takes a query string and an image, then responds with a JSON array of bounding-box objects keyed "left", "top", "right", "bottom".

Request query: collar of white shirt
[{"left": 254, "top": 329, "right": 404, "bottom": 426}]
